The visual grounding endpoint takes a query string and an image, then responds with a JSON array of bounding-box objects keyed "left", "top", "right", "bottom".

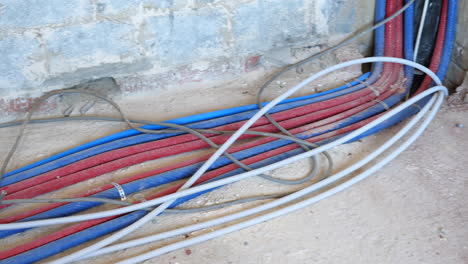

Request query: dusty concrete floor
[
  {"left": 0, "top": 61, "right": 467, "bottom": 263},
  {"left": 145, "top": 106, "right": 467, "bottom": 264}
]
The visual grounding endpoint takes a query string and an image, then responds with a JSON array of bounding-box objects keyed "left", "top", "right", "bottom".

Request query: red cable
[
  {"left": 0, "top": 216, "right": 114, "bottom": 260},
  {"left": 1, "top": 87, "right": 403, "bottom": 221},
  {"left": 0, "top": 90, "right": 384, "bottom": 197},
  {"left": 0, "top": 93, "right": 388, "bottom": 222},
  {"left": 1, "top": 84, "right": 404, "bottom": 207},
  {"left": 1, "top": 0, "right": 421, "bottom": 258},
  {"left": 0, "top": 112, "right": 387, "bottom": 260},
  {"left": 1, "top": 80, "right": 389, "bottom": 197},
  {"left": 1, "top": 0, "right": 406, "bottom": 220},
  {"left": 1, "top": 8, "right": 405, "bottom": 197}
]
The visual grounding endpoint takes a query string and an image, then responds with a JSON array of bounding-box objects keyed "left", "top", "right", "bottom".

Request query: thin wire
[
  {"left": 50, "top": 58, "right": 443, "bottom": 263},
  {"left": 0, "top": 0, "right": 417, "bottom": 185},
  {"left": 0, "top": 193, "right": 290, "bottom": 214},
  {"left": 255, "top": 0, "right": 417, "bottom": 103},
  {"left": 0, "top": 0, "right": 416, "bottom": 189},
  {"left": 254, "top": 0, "right": 416, "bottom": 182},
  {"left": 414, "top": 0, "right": 430, "bottom": 61},
  {"left": 0, "top": 197, "right": 133, "bottom": 207},
  {"left": 0, "top": 116, "right": 327, "bottom": 148},
  {"left": 0, "top": 0, "right": 417, "bottom": 258},
  {"left": 0, "top": 119, "right": 326, "bottom": 185},
  {"left": 0, "top": 116, "right": 156, "bottom": 129},
  {"left": 165, "top": 193, "right": 287, "bottom": 214},
  {"left": 78, "top": 88, "right": 444, "bottom": 261},
  {"left": 116, "top": 89, "right": 446, "bottom": 264},
  {"left": 0, "top": 107, "right": 333, "bottom": 208},
  {"left": 0, "top": 89, "right": 331, "bottom": 188},
  {"left": 0, "top": 84, "right": 445, "bottom": 231}
]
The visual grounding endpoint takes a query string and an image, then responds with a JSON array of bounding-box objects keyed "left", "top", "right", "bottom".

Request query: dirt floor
[{"left": 0, "top": 60, "right": 467, "bottom": 263}]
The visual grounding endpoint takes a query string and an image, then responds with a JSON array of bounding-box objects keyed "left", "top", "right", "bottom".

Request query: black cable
[{"left": 411, "top": 0, "right": 443, "bottom": 94}]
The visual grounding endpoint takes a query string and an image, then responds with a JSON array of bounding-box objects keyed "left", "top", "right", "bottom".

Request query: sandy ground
[{"left": 0, "top": 59, "right": 467, "bottom": 263}]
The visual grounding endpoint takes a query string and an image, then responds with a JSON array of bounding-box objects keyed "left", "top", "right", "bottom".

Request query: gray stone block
[
  {"left": 46, "top": 21, "right": 141, "bottom": 71},
  {"left": 232, "top": 0, "right": 310, "bottom": 54},
  {"left": 0, "top": 34, "right": 41, "bottom": 92},
  {"left": 0, "top": 0, "right": 93, "bottom": 28},
  {"left": 144, "top": 7, "right": 226, "bottom": 64}
]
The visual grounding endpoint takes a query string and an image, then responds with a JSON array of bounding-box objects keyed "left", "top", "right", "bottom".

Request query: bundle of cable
[{"left": 0, "top": 0, "right": 457, "bottom": 263}]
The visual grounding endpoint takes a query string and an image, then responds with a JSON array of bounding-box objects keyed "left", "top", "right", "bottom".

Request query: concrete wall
[
  {"left": 0, "top": 0, "right": 374, "bottom": 114},
  {"left": 446, "top": 0, "right": 468, "bottom": 89}
]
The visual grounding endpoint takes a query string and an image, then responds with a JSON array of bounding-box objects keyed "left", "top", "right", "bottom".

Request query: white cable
[
  {"left": 116, "top": 89, "right": 446, "bottom": 264},
  {"left": 50, "top": 57, "right": 444, "bottom": 263},
  {"left": 77, "top": 86, "right": 444, "bottom": 261},
  {"left": 414, "top": 0, "right": 430, "bottom": 61},
  {"left": 0, "top": 57, "right": 443, "bottom": 233}
]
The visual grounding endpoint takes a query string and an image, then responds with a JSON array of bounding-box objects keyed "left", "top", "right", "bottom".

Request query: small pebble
[
  {"left": 456, "top": 123, "right": 464, "bottom": 128},
  {"left": 185, "top": 249, "right": 192, "bottom": 255},
  {"left": 437, "top": 227, "right": 447, "bottom": 240}
]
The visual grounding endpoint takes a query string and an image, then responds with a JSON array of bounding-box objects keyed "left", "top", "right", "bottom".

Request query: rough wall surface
[
  {"left": 0, "top": 0, "right": 376, "bottom": 116},
  {"left": 446, "top": 0, "right": 468, "bottom": 89}
]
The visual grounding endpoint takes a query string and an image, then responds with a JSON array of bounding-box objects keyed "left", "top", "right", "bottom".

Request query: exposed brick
[
  {"left": 245, "top": 55, "right": 261, "bottom": 71},
  {"left": 0, "top": 96, "right": 58, "bottom": 115}
]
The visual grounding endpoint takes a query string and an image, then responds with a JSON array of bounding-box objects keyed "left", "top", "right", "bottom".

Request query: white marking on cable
[
  {"left": 355, "top": 78, "right": 380, "bottom": 96},
  {"left": 111, "top": 182, "right": 127, "bottom": 201},
  {"left": 373, "top": 99, "right": 390, "bottom": 110}
]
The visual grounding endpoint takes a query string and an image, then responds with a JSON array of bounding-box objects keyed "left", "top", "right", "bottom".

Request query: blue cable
[
  {"left": 314, "top": 0, "right": 416, "bottom": 142},
  {"left": 1, "top": 74, "right": 375, "bottom": 187},
  {"left": 0, "top": 0, "right": 388, "bottom": 240},
  {"left": 0, "top": 211, "right": 148, "bottom": 264},
  {"left": 403, "top": 0, "right": 415, "bottom": 87},
  {"left": 1, "top": 97, "right": 401, "bottom": 238},
  {"left": 0, "top": 0, "right": 392, "bottom": 244},
  {"left": 3, "top": 10, "right": 388, "bottom": 186},
  {"left": 175, "top": 0, "right": 460, "bottom": 216},
  {"left": 3, "top": 73, "right": 370, "bottom": 179},
  {"left": 351, "top": 0, "right": 415, "bottom": 140},
  {"left": 1, "top": 149, "right": 305, "bottom": 264},
  {"left": 2, "top": 87, "right": 412, "bottom": 239},
  {"left": 3, "top": 0, "right": 388, "bottom": 182},
  {"left": 2, "top": 0, "right": 390, "bottom": 186},
  {"left": 354, "top": 0, "right": 457, "bottom": 140},
  {"left": 6, "top": 1, "right": 458, "bottom": 262}
]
